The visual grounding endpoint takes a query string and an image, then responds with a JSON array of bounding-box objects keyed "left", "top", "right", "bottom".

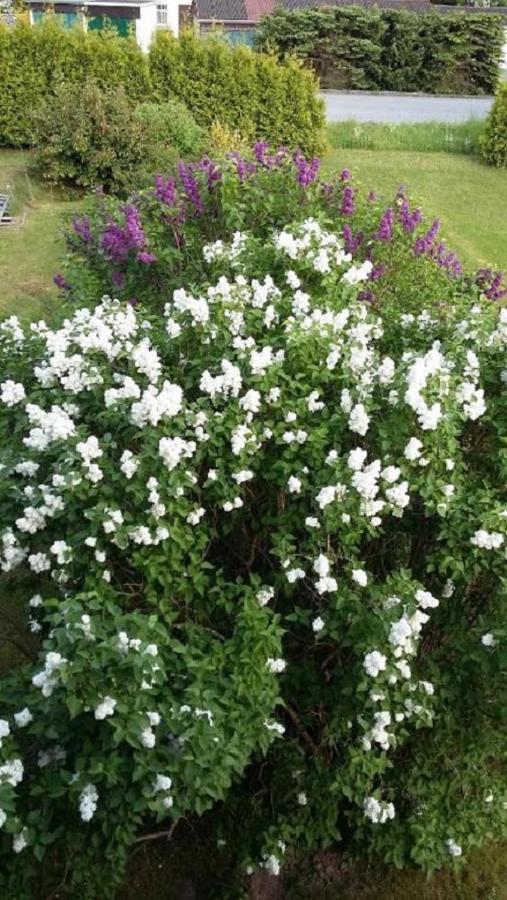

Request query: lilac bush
[{"left": 60, "top": 146, "right": 506, "bottom": 315}]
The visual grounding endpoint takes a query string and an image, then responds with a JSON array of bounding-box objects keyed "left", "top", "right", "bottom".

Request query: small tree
[{"left": 481, "top": 83, "right": 507, "bottom": 168}]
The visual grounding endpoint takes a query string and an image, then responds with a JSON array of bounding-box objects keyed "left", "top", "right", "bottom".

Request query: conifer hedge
[
  {"left": 0, "top": 20, "right": 325, "bottom": 156},
  {"left": 255, "top": 7, "right": 504, "bottom": 94}
]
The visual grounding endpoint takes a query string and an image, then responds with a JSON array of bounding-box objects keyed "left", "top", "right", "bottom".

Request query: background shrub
[
  {"left": 32, "top": 84, "right": 207, "bottom": 193},
  {"left": 32, "top": 81, "right": 148, "bottom": 194},
  {"left": 134, "top": 100, "right": 206, "bottom": 185},
  {"left": 481, "top": 83, "right": 507, "bottom": 167},
  {"left": 135, "top": 99, "right": 206, "bottom": 162},
  {"left": 255, "top": 7, "right": 504, "bottom": 94}
]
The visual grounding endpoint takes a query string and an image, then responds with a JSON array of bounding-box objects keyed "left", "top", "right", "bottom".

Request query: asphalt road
[{"left": 322, "top": 91, "right": 494, "bottom": 124}]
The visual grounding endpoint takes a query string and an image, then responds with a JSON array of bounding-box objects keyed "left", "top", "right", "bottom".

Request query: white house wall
[
  {"left": 160, "top": 0, "right": 191, "bottom": 36},
  {"left": 136, "top": 2, "right": 157, "bottom": 50}
]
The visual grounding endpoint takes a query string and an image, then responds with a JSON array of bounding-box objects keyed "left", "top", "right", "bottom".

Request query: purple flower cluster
[
  {"left": 340, "top": 186, "right": 356, "bottom": 216},
  {"left": 53, "top": 273, "right": 71, "bottom": 291},
  {"left": 154, "top": 175, "right": 177, "bottom": 207},
  {"left": 476, "top": 269, "right": 507, "bottom": 301},
  {"left": 343, "top": 224, "right": 364, "bottom": 254},
  {"left": 375, "top": 208, "right": 395, "bottom": 243},
  {"left": 432, "top": 244, "right": 463, "bottom": 278},
  {"left": 253, "top": 142, "right": 288, "bottom": 169},
  {"left": 231, "top": 154, "right": 257, "bottom": 182},
  {"left": 101, "top": 204, "right": 146, "bottom": 264},
  {"left": 399, "top": 200, "right": 422, "bottom": 234},
  {"left": 294, "top": 151, "right": 320, "bottom": 188},
  {"left": 72, "top": 216, "right": 92, "bottom": 243},
  {"left": 413, "top": 219, "right": 441, "bottom": 257},
  {"left": 178, "top": 162, "right": 204, "bottom": 216},
  {"left": 198, "top": 157, "right": 222, "bottom": 191}
]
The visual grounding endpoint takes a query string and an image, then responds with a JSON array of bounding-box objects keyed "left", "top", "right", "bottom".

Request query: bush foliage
[
  {"left": 32, "top": 81, "right": 149, "bottom": 194},
  {"left": 255, "top": 7, "right": 504, "bottom": 94},
  {"left": 0, "top": 19, "right": 325, "bottom": 156},
  {"left": 32, "top": 83, "right": 206, "bottom": 194},
  {"left": 481, "top": 83, "right": 507, "bottom": 168},
  {"left": 134, "top": 99, "right": 207, "bottom": 171},
  {"left": 0, "top": 150, "right": 506, "bottom": 897}
]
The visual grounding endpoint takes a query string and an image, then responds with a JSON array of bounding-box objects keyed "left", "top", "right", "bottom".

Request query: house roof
[
  {"left": 282, "top": 0, "right": 431, "bottom": 9},
  {"left": 193, "top": 0, "right": 507, "bottom": 21},
  {"left": 194, "top": 0, "right": 274, "bottom": 21}
]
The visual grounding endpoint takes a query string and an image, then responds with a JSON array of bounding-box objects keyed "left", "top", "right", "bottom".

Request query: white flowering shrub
[{"left": 0, "top": 218, "right": 506, "bottom": 894}]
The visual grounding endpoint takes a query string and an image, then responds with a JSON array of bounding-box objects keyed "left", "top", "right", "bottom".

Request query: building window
[{"left": 157, "top": 4, "right": 168, "bottom": 25}]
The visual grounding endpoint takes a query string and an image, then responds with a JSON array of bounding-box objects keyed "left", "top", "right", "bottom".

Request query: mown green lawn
[
  {"left": 0, "top": 149, "right": 84, "bottom": 322},
  {"left": 323, "top": 149, "right": 507, "bottom": 271}
]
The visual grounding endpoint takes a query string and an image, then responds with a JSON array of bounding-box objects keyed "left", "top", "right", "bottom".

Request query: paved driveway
[{"left": 322, "top": 91, "right": 493, "bottom": 123}]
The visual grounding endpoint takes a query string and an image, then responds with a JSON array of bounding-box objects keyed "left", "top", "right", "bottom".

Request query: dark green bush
[
  {"left": 255, "top": 7, "right": 504, "bottom": 95},
  {"left": 32, "top": 83, "right": 207, "bottom": 193},
  {"left": 32, "top": 81, "right": 148, "bottom": 194},
  {"left": 481, "top": 83, "right": 507, "bottom": 168}
]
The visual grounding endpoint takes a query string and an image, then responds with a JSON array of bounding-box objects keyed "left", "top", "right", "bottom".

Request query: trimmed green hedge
[
  {"left": 481, "top": 83, "right": 507, "bottom": 167},
  {"left": 255, "top": 7, "right": 504, "bottom": 94},
  {"left": 0, "top": 20, "right": 325, "bottom": 156},
  {"left": 0, "top": 19, "right": 150, "bottom": 147},
  {"left": 149, "top": 31, "right": 325, "bottom": 155}
]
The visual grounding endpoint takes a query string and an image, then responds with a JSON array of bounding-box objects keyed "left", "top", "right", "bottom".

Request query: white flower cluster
[
  {"left": 79, "top": 783, "right": 99, "bottom": 822},
  {"left": 363, "top": 795, "right": 395, "bottom": 825}
]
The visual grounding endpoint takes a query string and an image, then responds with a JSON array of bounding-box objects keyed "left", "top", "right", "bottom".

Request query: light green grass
[
  {"left": 0, "top": 149, "right": 84, "bottom": 322},
  {"left": 323, "top": 149, "right": 507, "bottom": 271},
  {"left": 326, "top": 119, "right": 485, "bottom": 154}
]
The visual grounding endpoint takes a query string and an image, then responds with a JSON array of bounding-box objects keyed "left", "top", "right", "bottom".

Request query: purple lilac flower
[
  {"left": 178, "top": 162, "right": 204, "bottom": 215},
  {"left": 294, "top": 151, "right": 320, "bottom": 188},
  {"left": 253, "top": 141, "right": 288, "bottom": 170},
  {"left": 343, "top": 224, "right": 364, "bottom": 254},
  {"left": 375, "top": 208, "right": 395, "bottom": 242},
  {"left": 476, "top": 268, "right": 507, "bottom": 300},
  {"left": 432, "top": 244, "right": 463, "bottom": 278},
  {"left": 124, "top": 204, "right": 145, "bottom": 247},
  {"left": 72, "top": 216, "right": 92, "bottom": 243},
  {"left": 340, "top": 186, "right": 356, "bottom": 216},
  {"left": 137, "top": 251, "right": 157, "bottom": 265},
  {"left": 399, "top": 200, "right": 422, "bottom": 234},
  {"left": 233, "top": 155, "right": 257, "bottom": 182},
  {"left": 53, "top": 273, "right": 71, "bottom": 291},
  {"left": 154, "top": 175, "right": 177, "bottom": 207},
  {"left": 254, "top": 141, "right": 270, "bottom": 165},
  {"left": 198, "top": 157, "right": 222, "bottom": 191},
  {"left": 413, "top": 219, "right": 441, "bottom": 256},
  {"left": 369, "top": 264, "right": 386, "bottom": 281},
  {"left": 358, "top": 289, "right": 376, "bottom": 304},
  {"left": 340, "top": 169, "right": 351, "bottom": 182},
  {"left": 101, "top": 205, "right": 146, "bottom": 263}
]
